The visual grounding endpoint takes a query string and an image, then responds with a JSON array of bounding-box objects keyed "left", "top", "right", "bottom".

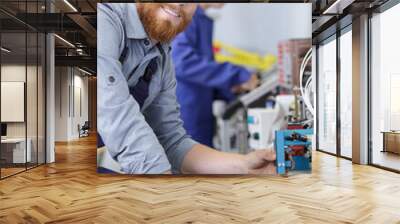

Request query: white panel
[
  {"left": 1, "top": 82, "right": 25, "bottom": 122},
  {"left": 75, "top": 87, "right": 81, "bottom": 118},
  {"left": 72, "top": 86, "right": 81, "bottom": 138},
  {"left": 214, "top": 3, "right": 312, "bottom": 55}
]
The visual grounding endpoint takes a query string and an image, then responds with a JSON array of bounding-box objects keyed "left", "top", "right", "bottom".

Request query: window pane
[
  {"left": 38, "top": 32, "right": 45, "bottom": 165},
  {"left": 1, "top": 30, "right": 28, "bottom": 177},
  {"left": 340, "top": 29, "right": 352, "bottom": 158},
  {"left": 0, "top": 1, "right": 46, "bottom": 178},
  {"left": 371, "top": 3, "right": 400, "bottom": 171},
  {"left": 318, "top": 37, "right": 337, "bottom": 154},
  {"left": 27, "top": 31, "right": 38, "bottom": 169}
]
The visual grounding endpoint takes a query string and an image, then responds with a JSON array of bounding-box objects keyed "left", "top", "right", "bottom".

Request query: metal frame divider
[{"left": 0, "top": 0, "right": 48, "bottom": 180}]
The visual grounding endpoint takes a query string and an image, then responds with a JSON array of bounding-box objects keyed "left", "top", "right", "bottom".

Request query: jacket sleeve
[
  {"left": 171, "top": 22, "right": 251, "bottom": 91},
  {"left": 97, "top": 4, "right": 171, "bottom": 174},
  {"left": 144, "top": 54, "right": 199, "bottom": 174}
]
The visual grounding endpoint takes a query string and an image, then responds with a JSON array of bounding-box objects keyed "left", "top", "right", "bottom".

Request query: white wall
[
  {"left": 71, "top": 73, "right": 89, "bottom": 138},
  {"left": 1, "top": 66, "right": 26, "bottom": 129},
  {"left": 55, "top": 66, "right": 68, "bottom": 141},
  {"left": 1, "top": 65, "right": 26, "bottom": 81},
  {"left": 55, "top": 67, "right": 89, "bottom": 141},
  {"left": 75, "top": 73, "right": 89, "bottom": 123},
  {"left": 213, "top": 3, "right": 312, "bottom": 56},
  {"left": 1, "top": 82, "right": 25, "bottom": 122},
  {"left": 1, "top": 65, "right": 39, "bottom": 138}
]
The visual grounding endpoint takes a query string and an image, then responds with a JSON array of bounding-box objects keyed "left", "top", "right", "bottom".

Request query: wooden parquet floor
[{"left": 1, "top": 135, "right": 400, "bottom": 224}]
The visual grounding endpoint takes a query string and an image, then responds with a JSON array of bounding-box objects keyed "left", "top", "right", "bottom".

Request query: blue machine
[{"left": 274, "top": 129, "right": 313, "bottom": 175}]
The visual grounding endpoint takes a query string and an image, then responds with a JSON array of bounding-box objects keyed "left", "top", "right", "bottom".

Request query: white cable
[
  {"left": 305, "top": 80, "right": 313, "bottom": 114},
  {"left": 303, "top": 75, "right": 314, "bottom": 115},
  {"left": 303, "top": 79, "right": 312, "bottom": 112},
  {"left": 300, "top": 49, "right": 312, "bottom": 105},
  {"left": 299, "top": 48, "right": 314, "bottom": 116},
  {"left": 304, "top": 77, "right": 313, "bottom": 111},
  {"left": 299, "top": 49, "right": 312, "bottom": 98}
]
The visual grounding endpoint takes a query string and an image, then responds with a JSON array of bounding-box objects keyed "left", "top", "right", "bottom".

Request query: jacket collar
[{"left": 124, "top": 3, "right": 147, "bottom": 39}]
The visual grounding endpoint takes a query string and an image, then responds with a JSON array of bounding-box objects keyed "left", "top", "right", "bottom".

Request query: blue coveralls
[{"left": 172, "top": 6, "right": 251, "bottom": 147}]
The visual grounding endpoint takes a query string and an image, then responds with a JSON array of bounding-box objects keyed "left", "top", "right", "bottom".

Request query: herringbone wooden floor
[{"left": 1, "top": 135, "right": 400, "bottom": 224}]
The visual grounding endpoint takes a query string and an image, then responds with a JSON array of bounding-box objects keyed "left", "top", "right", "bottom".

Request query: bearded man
[{"left": 97, "top": 3, "right": 276, "bottom": 174}]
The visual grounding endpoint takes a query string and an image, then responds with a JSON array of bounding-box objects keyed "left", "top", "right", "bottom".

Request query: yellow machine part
[{"left": 213, "top": 40, "right": 277, "bottom": 72}]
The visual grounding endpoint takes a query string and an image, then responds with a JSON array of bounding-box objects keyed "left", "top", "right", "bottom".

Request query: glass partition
[
  {"left": 27, "top": 31, "right": 38, "bottom": 169},
  {"left": 1, "top": 31, "right": 28, "bottom": 177},
  {"left": 370, "top": 3, "right": 400, "bottom": 171},
  {"left": 0, "top": 0, "right": 46, "bottom": 179},
  {"left": 339, "top": 28, "right": 352, "bottom": 158},
  {"left": 317, "top": 36, "right": 337, "bottom": 154},
  {"left": 38, "top": 32, "right": 45, "bottom": 165}
]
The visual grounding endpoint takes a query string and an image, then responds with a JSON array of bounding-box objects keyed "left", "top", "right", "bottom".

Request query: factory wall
[{"left": 214, "top": 3, "right": 312, "bottom": 56}]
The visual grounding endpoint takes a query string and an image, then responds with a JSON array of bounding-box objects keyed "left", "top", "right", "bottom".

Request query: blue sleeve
[
  {"left": 171, "top": 24, "right": 251, "bottom": 91},
  {"left": 97, "top": 4, "right": 171, "bottom": 174}
]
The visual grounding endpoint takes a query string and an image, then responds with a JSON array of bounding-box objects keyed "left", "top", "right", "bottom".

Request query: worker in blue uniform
[{"left": 172, "top": 3, "right": 260, "bottom": 147}]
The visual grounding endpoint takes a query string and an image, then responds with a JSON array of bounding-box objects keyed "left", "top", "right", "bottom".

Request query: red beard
[{"left": 137, "top": 3, "right": 192, "bottom": 43}]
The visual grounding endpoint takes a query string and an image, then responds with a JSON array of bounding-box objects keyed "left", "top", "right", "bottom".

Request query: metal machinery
[
  {"left": 247, "top": 94, "right": 294, "bottom": 150},
  {"left": 275, "top": 128, "right": 313, "bottom": 175},
  {"left": 213, "top": 38, "right": 313, "bottom": 174},
  {"left": 213, "top": 70, "right": 280, "bottom": 153},
  {"left": 277, "top": 39, "right": 314, "bottom": 121},
  {"left": 274, "top": 39, "right": 314, "bottom": 175}
]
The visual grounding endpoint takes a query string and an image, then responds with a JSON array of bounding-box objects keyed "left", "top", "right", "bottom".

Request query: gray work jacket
[{"left": 97, "top": 3, "right": 198, "bottom": 174}]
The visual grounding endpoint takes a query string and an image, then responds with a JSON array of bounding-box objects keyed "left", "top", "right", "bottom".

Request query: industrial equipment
[
  {"left": 212, "top": 38, "right": 314, "bottom": 174},
  {"left": 278, "top": 39, "right": 312, "bottom": 91},
  {"left": 275, "top": 128, "right": 313, "bottom": 175},
  {"left": 213, "top": 70, "right": 280, "bottom": 153},
  {"left": 247, "top": 96, "right": 292, "bottom": 150},
  {"left": 247, "top": 108, "right": 278, "bottom": 150}
]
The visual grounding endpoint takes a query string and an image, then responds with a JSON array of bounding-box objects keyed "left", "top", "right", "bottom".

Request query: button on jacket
[{"left": 97, "top": 3, "right": 198, "bottom": 174}]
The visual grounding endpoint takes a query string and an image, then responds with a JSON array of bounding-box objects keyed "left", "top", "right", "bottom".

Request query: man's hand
[
  {"left": 181, "top": 144, "right": 276, "bottom": 174},
  {"left": 243, "top": 149, "right": 277, "bottom": 175},
  {"left": 232, "top": 73, "right": 260, "bottom": 94}
]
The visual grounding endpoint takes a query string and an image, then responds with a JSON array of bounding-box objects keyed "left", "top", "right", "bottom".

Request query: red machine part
[{"left": 287, "top": 124, "right": 307, "bottom": 156}]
